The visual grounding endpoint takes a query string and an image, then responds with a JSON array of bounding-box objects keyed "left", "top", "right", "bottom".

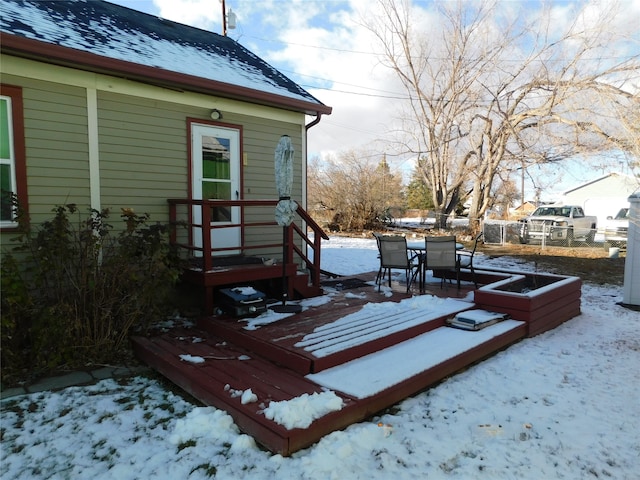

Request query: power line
[
  {"left": 298, "top": 83, "right": 409, "bottom": 100},
  {"left": 243, "top": 35, "right": 379, "bottom": 57},
  {"left": 244, "top": 34, "right": 636, "bottom": 63},
  {"left": 277, "top": 68, "right": 406, "bottom": 97}
]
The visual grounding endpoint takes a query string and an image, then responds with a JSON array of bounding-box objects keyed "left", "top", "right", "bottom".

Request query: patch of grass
[
  {"left": 116, "top": 377, "right": 133, "bottom": 387},
  {"left": 136, "top": 391, "right": 150, "bottom": 405},
  {"left": 383, "top": 405, "right": 402, "bottom": 416},
  {"left": 59, "top": 407, "right": 72, "bottom": 417},
  {"left": 12, "top": 443, "right": 25, "bottom": 454},
  {"left": 154, "top": 417, "right": 172, "bottom": 429},
  {"left": 156, "top": 402, "right": 175, "bottom": 414},
  {"left": 93, "top": 439, "right": 107, "bottom": 449},
  {"left": 190, "top": 463, "right": 218, "bottom": 476},
  {"left": 177, "top": 439, "right": 197, "bottom": 452},
  {"left": 479, "top": 244, "right": 625, "bottom": 285},
  {"left": 97, "top": 412, "right": 115, "bottom": 423}
]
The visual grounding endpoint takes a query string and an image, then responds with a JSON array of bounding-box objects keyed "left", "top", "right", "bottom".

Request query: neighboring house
[
  {"left": 0, "top": 0, "right": 331, "bottom": 263},
  {"left": 560, "top": 173, "right": 639, "bottom": 231},
  {"left": 510, "top": 201, "right": 536, "bottom": 219}
]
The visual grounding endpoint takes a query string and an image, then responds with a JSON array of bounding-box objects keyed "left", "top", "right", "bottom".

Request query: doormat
[{"left": 321, "top": 278, "right": 370, "bottom": 290}]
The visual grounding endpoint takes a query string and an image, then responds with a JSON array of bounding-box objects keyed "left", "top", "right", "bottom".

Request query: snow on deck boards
[
  {"left": 307, "top": 319, "right": 525, "bottom": 399},
  {"left": 294, "top": 298, "right": 471, "bottom": 357}
]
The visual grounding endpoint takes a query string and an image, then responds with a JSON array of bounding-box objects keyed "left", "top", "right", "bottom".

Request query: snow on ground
[{"left": 1, "top": 236, "right": 639, "bottom": 479}]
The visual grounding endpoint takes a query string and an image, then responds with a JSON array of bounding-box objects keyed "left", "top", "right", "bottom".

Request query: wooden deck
[{"left": 132, "top": 268, "right": 580, "bottom": 456}]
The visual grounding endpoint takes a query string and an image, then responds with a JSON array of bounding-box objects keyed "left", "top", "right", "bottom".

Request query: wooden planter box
[{"left": 474, "top": 273, "right": 582, "bottom": 337}]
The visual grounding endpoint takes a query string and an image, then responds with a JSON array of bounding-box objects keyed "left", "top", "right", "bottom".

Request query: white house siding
[{"left": 562, "top": 174, "right": 639, "bottom": 231}]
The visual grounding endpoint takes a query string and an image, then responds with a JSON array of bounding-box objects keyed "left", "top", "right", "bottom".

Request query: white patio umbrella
[
  {"left": 274, "top": 135, "right": 298, "bottom": 226},
  {"left": 270, "top": 135, "right": 302, "bottom": 313}
]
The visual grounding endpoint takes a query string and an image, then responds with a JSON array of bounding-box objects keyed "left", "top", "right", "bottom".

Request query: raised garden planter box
[{"left": 474, "top": 272, "right": 582, "bottom": 337}]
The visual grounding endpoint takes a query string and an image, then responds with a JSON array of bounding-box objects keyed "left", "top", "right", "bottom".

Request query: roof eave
[{"left": 1, "top": 34, "right": 332, "bottom": 116}]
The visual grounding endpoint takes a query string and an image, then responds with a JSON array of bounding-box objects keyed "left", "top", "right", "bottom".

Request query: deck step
[
  {"left": 296, "top": 298, "right": 473, "bottom": 372},
  {"left": 291, "top": 271, "right": 323, "bottom": 299},
  {"left": 131, "top": 317, "right": 527, "bottom": 456},
  {"left": 307, "top": 320, "right": 525, "bottom": 399},
  {"left": 200, "top": 298, "right": 474, "bottom": 374},
  {"left": 131, "top": 329, "right": 330, "bottom": 455}
]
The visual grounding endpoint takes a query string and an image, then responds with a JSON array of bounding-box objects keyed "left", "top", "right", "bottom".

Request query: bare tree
[
  {"left": 610, "top": 91, "right": 640, "bottom": 179},
  {"left": 308, "top": 151, "right": 403, "bottom": 231},
  {"left": 366, "top": 0, "right": 640, "bottom": 229}
]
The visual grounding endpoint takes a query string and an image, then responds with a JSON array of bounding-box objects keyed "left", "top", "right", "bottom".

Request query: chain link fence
[
  {"left": 380, "top": 215, "right": 625, "bottom": 255},
  {"left": 482, "top": 219, "right": 617, "bottom": 251}
]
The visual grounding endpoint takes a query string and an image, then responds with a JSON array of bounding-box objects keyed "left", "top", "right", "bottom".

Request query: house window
[{"left": 0, "top": 84, "right": 27, "bottom": 229}]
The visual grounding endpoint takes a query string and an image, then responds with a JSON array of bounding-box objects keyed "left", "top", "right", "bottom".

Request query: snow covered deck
[{"left": 131, "top": 269, "right": 581, "bottom": 456}]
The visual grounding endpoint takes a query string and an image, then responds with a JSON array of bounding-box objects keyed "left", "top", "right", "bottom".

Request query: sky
[
  {"left": 1, "top": 235, "right": 639, "bottom": 479},
  {"left": 105, "top": 0, "right": 640, "bottom": 195},
  {"left": 107, "top": 0, "right": 401, "bottom": 157}
]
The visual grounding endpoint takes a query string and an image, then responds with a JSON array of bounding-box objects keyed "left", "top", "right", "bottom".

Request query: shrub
[{"left": 1, "top": 204, "right": 183, "bottom": 384}]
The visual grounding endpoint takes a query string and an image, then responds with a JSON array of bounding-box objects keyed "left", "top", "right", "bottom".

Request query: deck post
[{"left": 202, "top": 201, "right": 212, "bottom": 272}]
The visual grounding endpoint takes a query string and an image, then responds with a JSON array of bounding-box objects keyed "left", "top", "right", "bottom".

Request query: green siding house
[{"left": 0, "top": 0, "right": 331, "bottom": 267}]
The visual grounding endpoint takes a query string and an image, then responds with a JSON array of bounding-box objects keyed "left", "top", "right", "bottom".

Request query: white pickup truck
[
  {"left": 604, "top": 207, "right": 629, "bottom": 246},
  {"left": 519, "top": 205, "right": 597, "bottom": 245}
]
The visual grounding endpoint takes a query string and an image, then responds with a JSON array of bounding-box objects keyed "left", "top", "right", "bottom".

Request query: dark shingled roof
[{"left": 0, "top": 0, "right": 330, "bottom": 114}]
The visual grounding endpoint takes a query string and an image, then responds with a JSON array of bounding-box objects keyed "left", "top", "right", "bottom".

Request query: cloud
[
  {"left": 148, "top": 0, "right": 400, "bottom": 158},
  {"left": 236, "top": 1, "right": 411, "bottom": 161},
  {"left": 146, "top": 0, "right": 637, "bottom": 183}
]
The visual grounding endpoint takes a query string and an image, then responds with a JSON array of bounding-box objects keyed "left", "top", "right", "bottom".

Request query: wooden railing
[{"left": 167, "top": 199, "right": 329, "bottom": 288}]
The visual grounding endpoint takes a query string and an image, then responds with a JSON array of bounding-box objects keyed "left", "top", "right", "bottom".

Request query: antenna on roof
[{"left": 221, "top": 0, "right": 237, "bottom": 36}]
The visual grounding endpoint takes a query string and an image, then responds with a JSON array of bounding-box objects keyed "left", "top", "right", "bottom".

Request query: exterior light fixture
[{"left": 210, "top": 109, "right": 223, "bottom": 120}]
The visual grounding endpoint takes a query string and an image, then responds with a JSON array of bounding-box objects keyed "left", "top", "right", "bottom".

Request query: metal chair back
[
  {"left": 374, "top": 234, "right": 418, "bottom": 292},
  {"left": 424, "top": 235, "right": 457, "bottom": 269},
  {"left": 379, "top": 235, "right": 410, "bottom": 268}
]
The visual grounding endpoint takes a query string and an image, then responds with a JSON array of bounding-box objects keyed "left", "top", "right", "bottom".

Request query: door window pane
[
  {"left": 201, "top": 135, "right": 232, "bottom": 222},
  {"left": 202, "top": 135, "right": 230, "bottom": 179},
  {"left": 202, "top": 181, "right": 231, "bottom": 200},
  {"left": 203, "top": 181, "right": 231, "bottom": 222}
]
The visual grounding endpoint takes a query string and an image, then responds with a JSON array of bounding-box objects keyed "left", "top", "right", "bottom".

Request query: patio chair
[
  {"left": 372, "top": 232, "right": 383, "bottom": 285},
  {"left": 457, "top": 232, "right": 483, "bottom": 288},
  {"left": 375, "top": 234, "right": 420, "bottom": 292},
  {"left": 424, "top": 235, "right": 459, "bottom": 289}
]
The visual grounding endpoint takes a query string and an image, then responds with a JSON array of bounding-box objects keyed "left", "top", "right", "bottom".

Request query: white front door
[{"left": 191, "top": 123, "right": 241, "bottom": 255}]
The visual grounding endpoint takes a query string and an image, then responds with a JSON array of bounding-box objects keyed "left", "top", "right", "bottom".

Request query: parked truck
[
  {"left": 519, "top": 205, "right": 597, "bottom": 245},
  {"left": 604, "top": 207, "right": 629, "bottom": 247}
]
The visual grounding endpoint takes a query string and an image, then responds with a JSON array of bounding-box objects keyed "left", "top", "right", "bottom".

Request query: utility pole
[
  {"left": 221, "top": 0, "right": 236, "bottom": 36},
  {"left": 222, "top": 0, "right": 227, "bottom": 35}
]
